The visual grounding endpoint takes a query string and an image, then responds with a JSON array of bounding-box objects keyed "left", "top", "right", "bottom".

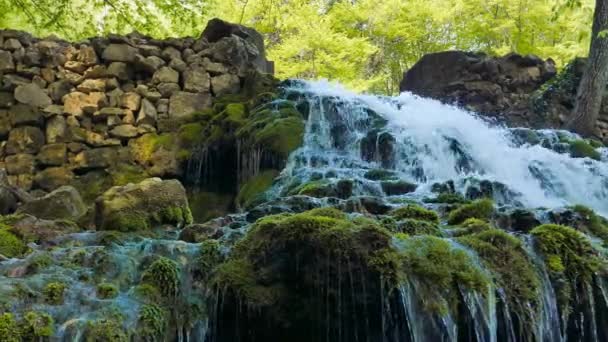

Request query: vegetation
[
  {"left": 43, "top": 282, "right": 67, "bottom": 305},
  {"left": 235, "top": 170, "right": 279, "bottom": 209},
  {"left": 141, "top": 257, "right": 181, "bottom": 298},
  {"left": 96, "top": 283, "right": 119, "bottom": 299},
  {"left": 0, "top": 225, "right": 26, "bottom": 258},
  {"left": 390, "top": 204, "right": 439, "bottom": 223},
  {"left": 447, "top": 199, "right": 494, "bottom": 225}
]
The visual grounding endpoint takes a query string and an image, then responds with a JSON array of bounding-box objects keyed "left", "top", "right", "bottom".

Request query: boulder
[
  {"left": 102, "top": 44, "right": 138, "bottom": 62},
  {"left": 37, "top": 143, "right": 67, "bottom": 166},
  {"left": 157, "top": 82, "right": 181, "bottom": 97},
  {"left": 77, "top": 78, "right": 106, "bottom": 93},
  {"left": 152, "top": 66, "right": 179, "bottom": 84},
  {"left": 121, "top": 92, "right": 141, "bottom": 111},
  {"left": 6, "top": 126, "right": 45, "bottom": 154},
  {"left": 48, "top": 80, "right": 72, "bottom": 102},
  {"left": 6, "top": 214, "right": 80, "bottom": 244},
  {"left": 9, "top": 104, "right": 43, "bottom": 127},
  {"left": 5, "top": 153, "right": 35, "bottom": 175},
  {"left": 34, "top": 166, "right": 74, "bottom": 192},
  {"left": 211, "top": 73, "right": 240, "bottom": 96},
  {"left": 110, "top": 124, "right": 139, "bottom": 139},
  {"left": 107, "top": 62, "right": 132, "bottom": 80},
  {"left": 46, "top": 115, "right": 68, "bottom": 143},
  {"left": 135, "top": 55, "right": 165, "bottom": 73},
  {"left": 136, "top": 98, "right": 157, "bottom": 126},
  {"left": 73, "top": 146, "right": 131, "bottom": 170},
  {"left": 62, "top": 91, "right": 107, "bottom": 116},
  {"left": 169, "top": 91, "right": 212, "bottom": 118},
  {"left": 16, "top": 186, "right": 85, "bottom": 222},
  {"left": 14, "top": 83, "right": 52, "bottom": 107},
  {"left": 95, "top": 178, "right": 192, "bottom": 231},
  {"left": 183, "top": 66, "right": 211, "bottom": 93},
  {"left": 0, "top": 50, "right": 15, "bottom": 72},
  {"left": 0, "top": 187, "right": 17, "bottom": 215}
]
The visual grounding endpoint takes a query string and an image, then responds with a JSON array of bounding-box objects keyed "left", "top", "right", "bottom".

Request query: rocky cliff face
[
  {"left": 0, "top": 18, "right": 277, "bottom": 219},
  {"left": 400, "top": 51, "right": 608, "bottom": 141}
]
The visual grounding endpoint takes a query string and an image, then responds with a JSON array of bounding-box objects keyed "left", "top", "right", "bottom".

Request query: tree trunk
[{"left": 567, "top": 0, "right": 608, "bottom": 137}]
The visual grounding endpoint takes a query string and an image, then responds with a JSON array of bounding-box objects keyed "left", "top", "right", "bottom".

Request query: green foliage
[
  {"left": 137, "top": 304, "right": 167, "bottom": 340},
  {"left": 424, "top": 192, "right": 468, "bottom": 204},
  {"left": 43, "top": 282, "right": 67, "bottom": 305},
  {"left": 199, "top": 240, "right": 224, "bottom": 277},
  {"left": 141, "top": 257, "right": 180, "bottom": 298},
  {"left": 104, "top": 211, "right": 149, "bottom": 232},
  {"left": 450, "top": 218, "right": 492, "bottom": 237},
  {"left": 570, "top": 204, "right": 608, "bottom": 242},
  {"left": 569, "top": 139, "right": 601, "bottom": 160},
  {"left": 447, "top": 199, "right": 494, "bottom": 225},
  {"left": 0, "top": 313, "right": 20, "bottom": 342},
  {"left": 364, "top": 169, "right": 396, "bottom": 181},
  {"left": 109, "top": 163, "right": 150, "bottom": 186},
  {"left": 0, "top": 225, "right": 26, "bottom": 258},
  {"left": 97, "top": 283, "right": 119, "bottom": 299},
  {"left": 390, "top": 204, "right": 439, "bottom": 223},
  {"left": 20, "top": 311, "right": 54, "bottom": 339},
  {"left": 235, "top": 170, "right": 279, "bottom": 209}
]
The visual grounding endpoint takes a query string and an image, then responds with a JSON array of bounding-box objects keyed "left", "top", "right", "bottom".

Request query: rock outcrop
[{"left": 400, "top": 51, "right": 608, "bottom": 141}]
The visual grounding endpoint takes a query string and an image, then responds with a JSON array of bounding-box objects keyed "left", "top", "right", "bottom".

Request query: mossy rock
[
  {"left": 570, "top": 205, "right": 608, "bottom": 242},
  {"left": 236, "top": 170, "right": 279, "bottom": 209},
  {"left": 84, "top": 318, "right": 129, "bottom": 342},
  {"left": 568, "top": 139, "right": 601, "bottom": 160},
  {"left": 364, "top": 169, "right": 397, "bottom": 181},
  {"left": 0, "top": 313, "right": 20, "bottom": 342},
  {"left": 96, "top": 178, "right": 192, "bottom": 231},
  {"left": 390, "top": 204, "right": 439, "bottom": 223},
  {"left": 96, "top": 283, "right": 119, "bottom": 299},
  {"left": 424, "top": 192, "right": 468, "bottom": 204},
  {"left": 108, "top": 163, "right": 150, "bottom": 186},
  {"left": 458, "top": 229, "right": 541, "bottom": 330},
  {"left": 141, "top": 257, "right": 180, "bottom": 298},
  {"left": 450, "top": 218, "right": 492, "bottom": 237},
  {"left": 447, "top": 199, "right": 494, "bottom": 225},
  {"left": 20, "top": 311, "right": 54, "bottom": 339},
  {"left": 0, "top": 225, "right": 27, "bottom": 258},
  {"left": 211, "top": 208, "right": 402, "bottom": 340},
  {"left": 188, "top": 191, "right": 234, "bottom": 223},
  {"left": 394, "top": 218, "right": 441, "bottom": 236},
  {"left": 398, "top": 235, "right": 490, "bottom": 315},
  {"left": 43, "top": 281, "right": 67, "bottom": 305},
  {"left": 137, "top": 304, "right": 167, "bottom": 340},
  {"left": 381, "top": 180, "right": 417, "bottom": 195},
  {"left": 531, "top": 224, "right": 604, "bottom": 311}
]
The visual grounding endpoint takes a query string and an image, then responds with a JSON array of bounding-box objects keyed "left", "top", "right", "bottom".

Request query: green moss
[
  {"left": 137, "top": 304, "right": 167, "bottom": 340},
  {"left": 178, "top": 122, "right": 205, "bottom": 147},
  {"left": 458, "top": 229, "right": 541, "bottom": 321},
  {"left": 390, "top": 204, "right": 439, "bottom": 223},
  {"left": 103, "top": 211, "right": 149, "bottom": 232},
  {"left": 531, "top": 224, "right": 604, "bottom": 311},
  {"left": 224, "top": 103, "right": 247, "bottom": 125},
  {"left": 133, "top": 284, "right": 162, "bottom": 304},
  {"left": 213, "top": 208, "right": 403, "bottom": 308},
  {"left": 294, "top": 180, "right": 331, "bottom": 197},
  {"left": 26, "top": 253, "right": 53, "bottom": 274},
  {"left": 450, "top": 218, "right": 492, "bottom": 237},
  {"left": 43, "top": 282, "right": 67, "bottom": 305},
  {"left": 254, "top": 117, "right": 304, "bottom": 157},
  {"left": 97, "top": 283, "right": 119, "bottom": 299},
  {"left": 399, "top": 236, "right": 490, "bottom": 315},
  {"left": 447, "top": 199, "right": 494, "bottom": 225},
  {"left": 0, "top": 227, "right": 26, "bottom": 258},
  {"left": 569, "top": 139, "right": 601, "bottom": 160},
  {"left": 141, "top": 257, "right": 180, "bottom": 298},
  {"left": 0, "top": 313, "right": 20, "bottom": 342},
  {"left": 199, "top": 240, "right": 224, "bottom": 277},
  {"left": 156, "top": 205, "right": 193, "bottom": 226},
  {"left": 395, "top": 219, "right": 442, "bottom": 236},
  {"left": 109, "top": 163, "right": 149, "bottom": 186},
  {"left": 424, "top": 192, "right": 468, "bottom": 204},
  {"left": 381, "top": 180, "right": 417, "bottom": 195},
  {"left": 364, "top": 169, "right": 397, "bottom": 181},
  {"left": 570, "top": 204, "right": 608, "bottom": 242},
  {"left": 20, "top": 311, "right": 54, "bottom": 339},
  {"left": 85, "top": 318, "right": 128, "bottom": 342},
  {"left": 129, "top": 133, "right": 175, "bottom": 163},
  {"left": 236, "top": 170, "right": 279, "bottom": 209},
  {"left": 531, "top": 224, "right": 601, "bottom": 278}
]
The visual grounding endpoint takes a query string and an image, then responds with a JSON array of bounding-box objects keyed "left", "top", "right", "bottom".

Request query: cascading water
[{"left": 1, "top": 79, "right": 607, "bottom": 342}]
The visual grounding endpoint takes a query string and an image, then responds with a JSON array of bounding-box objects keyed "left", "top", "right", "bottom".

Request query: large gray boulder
[
  {"left": 169, "top": 91, "right": 212, "bottom": 118},
  {"left": 17, "top": 185, "right": 87, "bottom": 221},
  {"left": 14, "top": 83, "right": 52, "bottom": 107},
  {"left": 95, "top": 178, "right": 192, "bottom": 231}
]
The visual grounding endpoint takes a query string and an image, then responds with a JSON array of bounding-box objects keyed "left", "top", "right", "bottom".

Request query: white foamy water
[{"left": 285, "top": 80, "right": 608, "bottom": 215}]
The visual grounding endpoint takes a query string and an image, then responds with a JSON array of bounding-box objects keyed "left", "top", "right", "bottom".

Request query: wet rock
[
  {"left": 179, "top": 221, "right": 225, "bottom": 242},
  {"left": 341, "top": 196, "right": 392, "bottom": 215},
  {"left": 8, "top": 214, "right": 80, "bottom": 244},
  {"left": 95, "top": 177, "right": 192, "bottom": 231},
  {"left": 381, "top": 180, "right": 417, "bottom": 195},
  {"left": 496, "top": 208, "right": 541, "bottom": 233},
  {"left": 17, "top": 185, "right": 87, "bottom": 221}
]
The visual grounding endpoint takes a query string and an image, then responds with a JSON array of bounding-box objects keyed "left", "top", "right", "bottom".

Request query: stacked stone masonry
[{"left": 0, "top": 19, "right": 273, "bottom": 195}]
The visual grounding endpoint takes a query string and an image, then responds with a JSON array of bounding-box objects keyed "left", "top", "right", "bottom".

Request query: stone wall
[
  {"left": 400, "top": 51, "right": 608, "bottom": 140},
  {"left": 0, "top": 18, "right": 274, "bottom": 206}
]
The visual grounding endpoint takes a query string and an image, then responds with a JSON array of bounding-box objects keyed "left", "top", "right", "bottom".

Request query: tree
[{"left": 567, "top": 0, "right": 608, "bottom": 137}]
